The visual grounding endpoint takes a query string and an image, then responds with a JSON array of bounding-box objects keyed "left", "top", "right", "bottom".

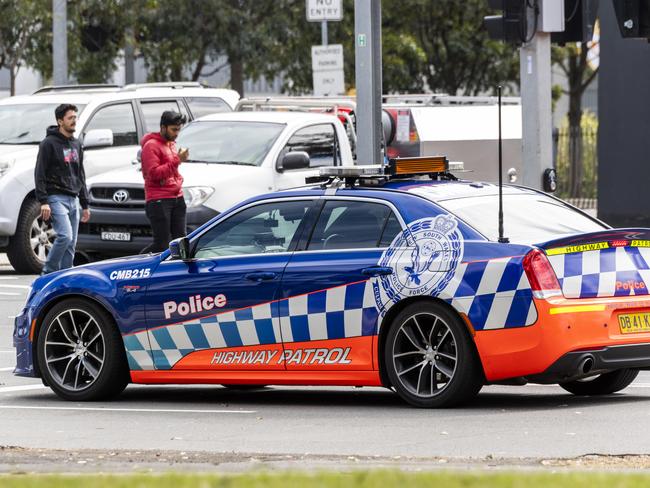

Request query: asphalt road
[{"left": 1, "top": 256, "right": 650, "bottom": 466}]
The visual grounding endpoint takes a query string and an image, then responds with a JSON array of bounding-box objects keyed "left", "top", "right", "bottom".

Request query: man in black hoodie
[{"left": 34, "top": 104, "right": 90, "bottom": 274}]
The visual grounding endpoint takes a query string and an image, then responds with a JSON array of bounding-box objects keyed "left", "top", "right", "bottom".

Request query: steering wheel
[{"left": 323, "top": 233, "right": 342, "bottom": 249}]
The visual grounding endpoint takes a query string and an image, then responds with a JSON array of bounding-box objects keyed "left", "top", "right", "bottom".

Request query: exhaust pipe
[{"left": 578, "top": 355, "right": 595, "bottom": 375}]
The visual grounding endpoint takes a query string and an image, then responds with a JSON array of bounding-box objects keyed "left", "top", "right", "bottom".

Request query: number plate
[
  {"left": 618, "top": 313, "right": 650, "bottom": 334},
  {"left": 101, "top": 231, "right": 131, "bottom": 242}
]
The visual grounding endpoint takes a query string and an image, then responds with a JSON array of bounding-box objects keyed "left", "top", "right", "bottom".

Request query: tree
[
  {"left": 0, "top": 1, "right": 48, "bottom": 95},
  {"left": 26, "top": 0, "right": 130, "bottom": 84},
  {"left": 552, "top": 41, "right": 598, "bottom": 198},
  {"left": 382, "top": 0, "right": 520, "bottom": 95}
]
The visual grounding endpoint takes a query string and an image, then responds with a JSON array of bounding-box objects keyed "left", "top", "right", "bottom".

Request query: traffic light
[
  {"left": 551, "top": 0, "right": 599, "bottom": 44},
  {"left": 613, "top": 0, "right": 650, "bottom": 39},
  {"left": 484, "top": 0, "right": 528, "bottom": 44}
]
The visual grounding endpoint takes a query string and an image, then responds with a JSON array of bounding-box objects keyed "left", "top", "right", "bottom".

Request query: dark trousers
[{"left": 142, "top": 197, "right": 187, "bottom": 253}]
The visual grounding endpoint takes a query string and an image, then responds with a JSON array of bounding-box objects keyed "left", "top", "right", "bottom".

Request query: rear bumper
[
  {"left": 474, "top": 295, "right": 650, "bottom": 382},
  {"left": 77, "top": 205, "right": 218, "bottom": 256}
]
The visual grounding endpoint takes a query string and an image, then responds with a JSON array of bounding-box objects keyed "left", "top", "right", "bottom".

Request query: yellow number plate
[{"left": 618, "top": 313, "right": 650, "bottom": 334}]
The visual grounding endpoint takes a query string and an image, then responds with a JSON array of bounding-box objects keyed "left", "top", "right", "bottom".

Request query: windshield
[
  {"left": 0, "top": 103, "right": 86, "bottom": 144},
  {"left": 435, "top": 193, "right": 606, "bottom": 244},
  {"left": 177, "top": 121, "right": 285, "bottom": 166}
]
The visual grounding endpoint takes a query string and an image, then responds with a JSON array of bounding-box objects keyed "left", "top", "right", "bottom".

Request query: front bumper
[
  {"left": 77, "top": 205, "right": 218, "bottom": 255},
  {"left": 13, "top": 307, "right": 36, "bottom": 377},
  {"left": 474, "top": 295, "right": 650, "bottom": 382}
]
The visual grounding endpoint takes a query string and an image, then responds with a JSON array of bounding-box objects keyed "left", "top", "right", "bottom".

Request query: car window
[
  {"left": 140, "top": 100, "right": 181, "bottom": 132},
  {"left": 436, "top": 194, "right": 606, "bottom": 244},
  {"left": 186, "top": 97, "right": 231, "bottom": 118},
  {"left": 379, "top": 212, "right": 403, "bottom": 247},
  {"left": 84, "top": 103, "right": 138, "bottom": 146},
  {"left": 307, "top": 201, "right": 398, "bottom": 251},
  {"left": 280, "top": 124, "right": 340, "bottom": 169},
  {"left": 0, "top": 103, "right": 86, "bottom": 144},
  {"left": 193, "top": 200, "right": 312, "bottom": 259}
]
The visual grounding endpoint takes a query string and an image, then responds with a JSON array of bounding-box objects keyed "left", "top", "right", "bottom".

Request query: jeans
[
  {"left": 142, "top": 196, "right": 187, "bottom": 253},
  {"left": 43, "top": 194, "right": 80, "bottom": 274}
]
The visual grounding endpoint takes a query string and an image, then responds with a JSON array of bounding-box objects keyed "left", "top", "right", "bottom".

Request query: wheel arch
[
  {"left": 377, "top": 296, "right": 486, "bottom": 388},
  {"left": 32, "top": 293, "right": 128, "bottom": 379}
]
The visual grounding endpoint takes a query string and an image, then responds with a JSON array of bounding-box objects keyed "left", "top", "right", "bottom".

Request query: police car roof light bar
[{"left": 497, "top": 86, "right": 509, "bottom": 244}]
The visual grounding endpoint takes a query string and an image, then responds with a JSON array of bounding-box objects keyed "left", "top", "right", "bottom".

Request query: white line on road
[
  {"left": 0, "top": 367, "right": 14, "bottom": 371},
  {"left": 0, "top": 277, "right": 18, "bottom": 280},
  {"left": 0, "top": 292, "right": 20, "bottom": 296},
  {"left": 0, "top": 285, "right": 30, "bottom": 289},
  {"left": 0, "top": 350, "right": 15, "bottom": 353},
  {"left": 0, "top": 404, "right": 256, "bottom": 414},
  {"left": 0, "top": 385, "right": 46, "bottom": 393}
]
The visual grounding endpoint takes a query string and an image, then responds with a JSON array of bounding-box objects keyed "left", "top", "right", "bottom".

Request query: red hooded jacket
[{"left": 141, "top": 132, "right": 184, "bottom": 201}]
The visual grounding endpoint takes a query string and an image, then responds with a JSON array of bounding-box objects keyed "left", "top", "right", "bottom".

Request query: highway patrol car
[{"left": 13, "top": 157, "right": 650, "bottom": 407}]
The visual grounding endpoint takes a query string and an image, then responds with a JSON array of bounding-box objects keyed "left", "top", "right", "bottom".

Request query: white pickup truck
[{"left": 77, "top": 111, "right": 354, "bottom": 259}]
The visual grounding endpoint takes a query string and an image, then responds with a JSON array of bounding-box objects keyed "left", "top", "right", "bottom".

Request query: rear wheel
[
  {"left": 7, "top": 198, "right": 54, "bottom": 274},
  {"left": 559, "top": 369, "right": 639, "bottom": 396},
  {"left": 384, "top": 302, "right": 483, "bottom": 408},
  {"left": 36, "top": 299, "right": 129, "bottom": 401}
]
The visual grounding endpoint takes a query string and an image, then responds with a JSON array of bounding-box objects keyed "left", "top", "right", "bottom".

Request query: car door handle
[
  {"left": 245, "top": 272, "right": 278, "bottom": 282},
  {"left": 361, "top": 266, "right": 393, "bottom": 277}
]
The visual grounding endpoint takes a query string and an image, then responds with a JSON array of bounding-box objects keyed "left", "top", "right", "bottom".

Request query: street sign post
[{"left": 311, "top": 44, "right": 344, "bottom": 96}]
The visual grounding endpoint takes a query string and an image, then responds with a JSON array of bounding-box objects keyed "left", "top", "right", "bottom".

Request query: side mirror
[
  {"left": 280, "top": 151, "right": 310, "bottom": 171},
  {"left": 169, "top": 237, "right": 190, "bottom": 260},
  {"left": 83, "top": 129, "right": 114, "bottom": 149}
]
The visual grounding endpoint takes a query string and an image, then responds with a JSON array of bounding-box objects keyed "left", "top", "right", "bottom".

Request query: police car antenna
[{"left": 497, "top": 85, "right": 509, "bottom": 244}]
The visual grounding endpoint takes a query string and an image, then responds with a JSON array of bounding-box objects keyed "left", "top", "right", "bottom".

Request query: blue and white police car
[{"left": 15, "top": 157, "right": 650, "bottom": 408}]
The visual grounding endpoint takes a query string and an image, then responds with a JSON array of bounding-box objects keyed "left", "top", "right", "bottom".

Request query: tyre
[
  {"left": 36, "top": 298, "right": 129, "bottom": 401},
  {"left": 7, "top": 198, "right": 54, "bottom": 274},
  {"left": 384, "top": 301, "right": 483, "bottom": 408},
  {"left": 559, "top": 369, "right": 639, "bottom": 396}
]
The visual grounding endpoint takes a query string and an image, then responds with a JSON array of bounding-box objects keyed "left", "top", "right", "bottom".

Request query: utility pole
[
  {"left": 124, "top": 27, "right": 135, "bottom": 85},
  {"left": 354, "top": 0, "right": 382, "bottom": 165},
  {"left": 520, "top": 32, "right": 552, "bottom": 189},
  {"left": 52, "top": 0, "right": 68, "bottom": 86}
]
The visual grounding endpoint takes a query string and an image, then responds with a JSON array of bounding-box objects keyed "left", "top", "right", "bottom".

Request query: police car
[{"left": 13, "top": 157, "right": 650, "bottom": 407}]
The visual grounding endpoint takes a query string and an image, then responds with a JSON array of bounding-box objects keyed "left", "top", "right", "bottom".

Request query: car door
[
  {"left": 143, "top": 198, "right": 316, "bottom": 371},
  {"left": 81, "top": 102, "right": 141, "bottom": 176},
  {"left": 278, "top": 197, "right": 405, "bottom": 371},
  {"left": 274, "top": 123, "right": 342, "bottom": 190}
]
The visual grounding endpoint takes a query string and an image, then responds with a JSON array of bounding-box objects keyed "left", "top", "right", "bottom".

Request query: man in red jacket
[{"left": 141, "top": 111, "right": 189, "bottom": 253}]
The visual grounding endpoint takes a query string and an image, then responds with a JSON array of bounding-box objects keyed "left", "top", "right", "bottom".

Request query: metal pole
[
  {"left": 321, "top": 20, "right": 328, "bottom": 46},
  {"left": 520, "top": 31, "right": 552, "bottom": 190},
  {"left": 52, "top": 0, "right": 67, "bottom": 85},
  {"left": 354, "top": 0, "right": 382, "bottom": 165},
  {"left": 124, "top": 27, "right": 135, "bottom": 85}
]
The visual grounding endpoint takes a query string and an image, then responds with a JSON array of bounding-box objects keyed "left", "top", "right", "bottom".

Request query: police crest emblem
[{"left": 373, "top": 215, "right": 464, "bottom": 317}]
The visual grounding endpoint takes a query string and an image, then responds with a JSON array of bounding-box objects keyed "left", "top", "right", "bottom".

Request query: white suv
[{"left": 0, "top": 83, "right": 239, "bottom": 273}]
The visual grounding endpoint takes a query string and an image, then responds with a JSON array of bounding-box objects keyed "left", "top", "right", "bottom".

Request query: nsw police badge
[{"left": 373, "top": 215, "right": 464, "bottom": 317}]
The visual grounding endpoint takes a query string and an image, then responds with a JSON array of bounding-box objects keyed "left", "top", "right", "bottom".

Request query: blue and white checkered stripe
[
  {"left": 123, "top": 280, "right": 379, "bottom": 370},
  {"left": 547, "top": 246, "right": 650, "bottom": 298},
  {"left": 439, "top": 256, "right": 537, "bottom": 330}
]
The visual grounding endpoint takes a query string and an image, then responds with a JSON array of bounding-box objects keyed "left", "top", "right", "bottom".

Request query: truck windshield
[
  {"left": 435, "top": 193, "right": 606, "bottom": 244},
  {"left": 0, "top": 103, "right": 86, "bottom": 144},
  {"left": 177, "top": 121, "right": 285, "bottom": 167}
]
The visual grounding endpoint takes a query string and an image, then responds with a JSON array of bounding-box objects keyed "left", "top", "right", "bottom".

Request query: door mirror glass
[
  {"left": 83, "top": 129, "right": 114, "bottom": 149},
  {"left": 169, "top": 237, "right": 190, "bottom": 260},
  {"left": 280, "top": 151, "right": 310, "bottom": 171}
]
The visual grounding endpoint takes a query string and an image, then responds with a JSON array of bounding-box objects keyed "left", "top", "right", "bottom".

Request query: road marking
[
  {"left": 0, "top": 277, "right": 18, "bottom": 280},
  {"left": 0, "top": 385, "right": 47, "bottom": 393},
  {"left": 0, "top": 404, "right": 256, "bottom": 414},
  {"left": 0, "top": 367, "right": 14, "bottom": 372},
  {"left": 0, "top": 292, "right": 20, "bottom": 296},
  {"left": 0, "top": 285, "right": 30, "bottom": 290}
]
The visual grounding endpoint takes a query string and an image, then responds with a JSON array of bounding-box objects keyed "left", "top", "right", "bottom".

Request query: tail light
[{"left": 522, "top": 249, "right": 562, "bottom": 299}]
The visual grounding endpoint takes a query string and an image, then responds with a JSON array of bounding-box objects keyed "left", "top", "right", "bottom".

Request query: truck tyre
[
  {"left": 7, "top": 198, "right": 54, "bottom": 274},
  {"left": 559, "top": 369, "right": 639, "bottom": 396}
]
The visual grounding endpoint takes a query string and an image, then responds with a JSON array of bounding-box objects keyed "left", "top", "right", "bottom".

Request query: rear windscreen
[{"left": 436, "top": 194, "right": 606, "bottom": 244}]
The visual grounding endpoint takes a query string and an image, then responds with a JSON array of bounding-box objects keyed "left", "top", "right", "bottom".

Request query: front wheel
[
  {"left": 384, "top": 301, "right": 483, "bottom": 408},
  {"left": 7, "top": 198, "right": 54, "bottom": 274},
  {"left": 36, "top": 298, "right": 129, "bottom": 401},
  {"left": 559, "top": 369, "right": 639, "bottom": 396}
]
